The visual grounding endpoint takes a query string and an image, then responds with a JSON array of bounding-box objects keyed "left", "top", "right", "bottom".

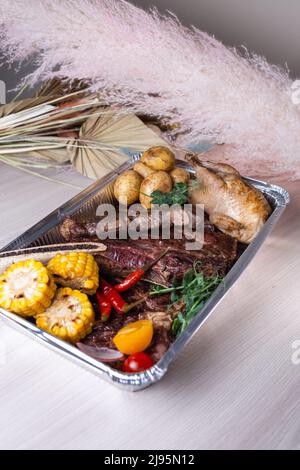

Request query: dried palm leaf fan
[
  {"left": 0, "top": 79, "right": 88, "bottom": 179},
  {"left": 0, "top": 77, "right": 168, "bottom": 182},
  {"left": 0, "top": 96, "right": 52, "bottom": 119},
  {"left": 70, "top": 112, "right": 170, "bottom": 178},
  {"left": 1, "top": 79, "right": 82, "bottom": 165},
  {"left": 0, "top": 78, "right": 86, "bottom": 117}
]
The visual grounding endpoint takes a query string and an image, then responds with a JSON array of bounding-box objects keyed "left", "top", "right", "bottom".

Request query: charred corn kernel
[
  {"left": 0, "top": 259, "right": 56, "bottom": 317},
  {"left": 36, "top": 287, "right": 95, "bottom": 343},
  {"left": 47, "top": 252, "right": 99, "bottom": 295}
]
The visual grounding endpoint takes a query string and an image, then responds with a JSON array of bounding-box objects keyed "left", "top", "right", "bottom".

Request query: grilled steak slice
[
  {"left": 59, "top": 217, "right": 98, "bottom": 242},
  {"left": 59, "top": 217, "right": 237, "bottom": 285},
  {"left": 96, "top": 234, "right": 236, "bottom": 286},
  {"left": 83, "top": 314, "right": 139, "bottom": 350},
  {"left": 146, "top": 328, "right": 172, "bottom": 362},
  {"left": 123, "top": 282, "right": 171, "bottom": 312}
]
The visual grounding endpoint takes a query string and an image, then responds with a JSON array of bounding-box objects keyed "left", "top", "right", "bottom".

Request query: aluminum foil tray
[{"left": 0, "top": 156, "right": 290, "bottom": 391}]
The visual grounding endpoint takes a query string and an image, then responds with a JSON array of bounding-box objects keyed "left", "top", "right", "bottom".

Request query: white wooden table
[{"left": 0, "top": 163, "right": 299, "bottom": 450}]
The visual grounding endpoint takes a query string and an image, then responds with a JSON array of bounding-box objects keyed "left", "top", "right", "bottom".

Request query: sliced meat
[
  {"left": 123, "top": 282, "right": 171, "bottom": 312},
  {"left": 146, "top": 328, "right": 172, "bottom": 362},
  {"left": 59, "top": 217, "right": 237, "bottom": 286},
  {"left": 59, "top": 213, "right": 215, "bottom": 243},
  {"left": 59, "top": 217, "right": 97, "bottom": 242},
  {"left": 96, "top": 234, "right": 237, "bottom": 286},
  {"left": 82, "top": 314, "right": 140, "bottom": 349}
]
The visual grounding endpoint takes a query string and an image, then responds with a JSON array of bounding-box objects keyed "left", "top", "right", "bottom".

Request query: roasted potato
[
  {"left": 141, "top": 146, "right": 175, "bottom": 171},
  {"left": 170, "top": 167, "right": 190, "bottom": 185},
  {"left": 139, "top": 171, "right": 172, "bottom": 209},
  {"left": 133, "top": 162, "right": 155, "bottom": 179},
  {"left": 114, "top": 170, "right": 142, "bottom": 205}
]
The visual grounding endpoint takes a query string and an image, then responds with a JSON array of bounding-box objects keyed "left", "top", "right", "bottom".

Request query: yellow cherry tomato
[{"left": 113, "top": 320, "right": 153, "bottom": 355}]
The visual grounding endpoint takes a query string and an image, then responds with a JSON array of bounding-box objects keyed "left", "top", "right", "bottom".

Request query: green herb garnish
[
  {"left": 150, "top": 262, "right": 224, "bottom": 336},
  {"left": 151, "top": 182, "right": 189, "bottom": 205}
]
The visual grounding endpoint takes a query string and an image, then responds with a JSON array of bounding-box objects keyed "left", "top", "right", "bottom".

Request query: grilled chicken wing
[{"left": 188, "top": 156, "right": 272, "bottom": 244}]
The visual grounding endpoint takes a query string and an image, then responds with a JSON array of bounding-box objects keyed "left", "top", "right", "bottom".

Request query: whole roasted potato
[
  {"left": 170, "top": 167, "right": 190, "bottom": 185},
  {"left": 139, "top": 171, "right": 172, "bottom": 209},
  {"left": 114, "top": 170, "right": 143, "bottom": 205},
  {"left": 133, "top": 162, "right": 155, "bottom": 179},
  {"left": 141, "top": 146, "right": 175, "bottom": 171}
]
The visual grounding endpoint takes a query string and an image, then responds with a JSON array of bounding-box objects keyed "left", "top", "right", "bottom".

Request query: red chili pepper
[
  {"left": 115, "top": 269, "right": 145, "bottom": 292},
  {"left": 100, "top": 278, "right": 126, "bottom": 314},
  {"left": 115, "top": 248, "right": 169, "bottom": 293},
  {"left": 96, "top": 291, "right": 112, "bottom": 322},
  {"left": 100, "top": 278, "right": 145, "bottom": 314}
]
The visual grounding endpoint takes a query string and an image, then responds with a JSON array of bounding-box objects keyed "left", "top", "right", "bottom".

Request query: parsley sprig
[{"left": 151, "top": 182, "right": 189, "bottom": 205}]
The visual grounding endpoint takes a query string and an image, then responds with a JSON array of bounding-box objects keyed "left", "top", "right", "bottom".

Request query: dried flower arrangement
[
  {"left": 0, "top": 78, "right": 167, "bottom": 182},
  {"left": 0, "top": 0, "right": 299, "bottom": 180}
]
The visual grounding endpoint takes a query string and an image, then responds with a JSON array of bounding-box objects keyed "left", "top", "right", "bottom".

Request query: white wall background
[
  {"left": 1, "top": 0, "right": 299, "bottom": 100},
  {"left": 137, "top": 0, "right": 300, "bottom": 76}
]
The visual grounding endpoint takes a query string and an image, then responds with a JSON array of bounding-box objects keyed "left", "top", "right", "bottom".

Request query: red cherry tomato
[{"left": 122, "top": 352, "right": 154, "bottom": 373}]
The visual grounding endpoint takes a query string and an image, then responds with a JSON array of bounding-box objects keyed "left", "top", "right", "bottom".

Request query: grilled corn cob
[
  {"left": 36, "top": 287, "right": 95, "bottom": 343},
  {"left": 47, "top": 252, "right": 99, "bottom": 295},
  {"left": 0, "top": 259, "right": 56, "bottom": 317}
]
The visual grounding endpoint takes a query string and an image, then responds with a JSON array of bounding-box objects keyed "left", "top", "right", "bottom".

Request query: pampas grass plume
[{"left": 0, "top": 0, "right": 300, "bottom": 179}]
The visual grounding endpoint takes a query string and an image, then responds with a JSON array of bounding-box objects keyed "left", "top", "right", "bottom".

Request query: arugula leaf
[{"left": 151, "top": 262, "right": 223, "bottom": 337}]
